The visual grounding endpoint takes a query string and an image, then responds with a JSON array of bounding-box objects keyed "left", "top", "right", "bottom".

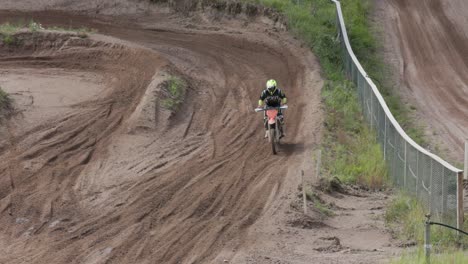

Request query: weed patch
[
  {"left": 317, "top": 176, "right": 345, "bottom": 194},
  {"left": 390, "top": 247, "right": 468, "bottom": 264},
  {"left": 28, "top": 21, "right": 44, "bottom": 32},
  {"left": 0, "top": 22, "right": 20, "bottom": 45},
  {"left": 0, "top": 87, "right": 12, "bottom": 113},
  {"left": 161, "top": 76, "right": 187, "bottom": 111},
  {"left": 322, "top": 80, "right": 388, "bottom": 188},
  {"left": 305, "top": 190, "right": 335, "bottom": 217},
  {"left": 0, "top": 20, "right": 95, "bottom": 44},
  {"left": 386, "top": 192, "right": 468, "bottom": 251},
  {"left": 314, "top": 199, "right": 334, "bottom": 217}
]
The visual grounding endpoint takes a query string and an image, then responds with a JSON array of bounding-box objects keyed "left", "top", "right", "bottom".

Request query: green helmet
[{"left": 266, "top": 79, "right": 277, "bottom": 94}]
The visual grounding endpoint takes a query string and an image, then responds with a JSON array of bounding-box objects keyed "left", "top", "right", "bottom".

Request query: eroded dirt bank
[{"left": 375, "top": 0, "right": 468, "bottom": 162}]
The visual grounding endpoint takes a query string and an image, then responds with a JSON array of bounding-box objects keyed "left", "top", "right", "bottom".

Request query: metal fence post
[
  {"left": 416, "top": 151, "right": 419, "bottom": 195},
  {"left": 457, "top": 171, "right": 464, "bottom": 234},
  {"left": 404, "top": 141, "right": 407, "bottom": 188},
  {"left": 429, "top": 159, "right": 433, "bottom": 210},
  {"left": 425, "top": 214, "right": 431, "bottom": 264},
  {"left": 441, "top": 168, "right": 446, "bottom": 213},
  {"left": 464, "top": 140, "right": 467, "bottom": 180},
  {"left": 370, "top": 93, "right": 374, "bottom": 129},
  {"left": 393, "top": 127, "right": 398, "bottom": 183},
  {"left": 383, "top": 116, "right": 387, "bottom": 161}
]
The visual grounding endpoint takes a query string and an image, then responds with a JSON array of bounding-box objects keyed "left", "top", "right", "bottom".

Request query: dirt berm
[
  {"left": 376, "top": 0, "right": 468, "bottom": 162},
  {"left": 0, "top": 2, "right": 324, "bottom": 263}
]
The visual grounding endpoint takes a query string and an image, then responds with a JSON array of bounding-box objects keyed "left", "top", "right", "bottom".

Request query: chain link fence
[{"left": 331, "top": 0, "right": 464, "bottom": 229}]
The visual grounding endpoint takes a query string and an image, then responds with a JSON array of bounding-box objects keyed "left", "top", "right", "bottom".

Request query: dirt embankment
[
  {"left": 375, "top": 0, "right": 468, "bottom": 162},
  {"left": 0, "top": 32, "right": 169, "bottom": 263}
]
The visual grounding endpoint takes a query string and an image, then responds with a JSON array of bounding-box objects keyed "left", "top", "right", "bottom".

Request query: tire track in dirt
[{"left": 0, "top": 9, "right": 323, "bottom": 264}]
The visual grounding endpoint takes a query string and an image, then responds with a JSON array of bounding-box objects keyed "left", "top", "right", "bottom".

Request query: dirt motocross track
[
  {"left": 0, "top": 1, "right": 326, "bottom": 263},
  {"left": 376, "top": 0, "right": 468, "bottom": 162}
]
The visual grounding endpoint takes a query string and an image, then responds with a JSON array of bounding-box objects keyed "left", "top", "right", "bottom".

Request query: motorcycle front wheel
[{"left": 270, "top": 128, "right": 277, "bottom": 155}]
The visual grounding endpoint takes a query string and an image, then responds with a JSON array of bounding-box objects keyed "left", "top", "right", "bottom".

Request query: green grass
[
  {"left": 161, "top": 76, "right": 187, "bottom": 111},
  {"left": 0, "top": 87, "right": 11, "bottom": 113},
  {"left": 385, "top": 192, "right": 426, "bottom": 242},
  {"left": 305, "top": 190, "right": 335, "bottom": 217},
  {"left": 0, "top": 22, "right": 22, "bottom": 45},
  {"left": 386, "top": 192, "right": 468, "bottom": 251},
  {"left": 0, "top": 22, "right": 20, "bottom": 35},
  {"left": 322, "top": 80, "right": 388, "bottom": 188},
  {"left": 390, "top": 247, "right": 468, "bottom": 264},
  {"left": 314, "top": 199, "right": 334, "bottom": 217},
  {"left": 0, "top": 20, "right": 94, "bottom": 44}
]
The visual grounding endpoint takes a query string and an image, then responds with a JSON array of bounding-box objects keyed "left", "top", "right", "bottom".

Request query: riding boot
[{"left": 280, "top": 118, "right": 285, "bottom": 138}]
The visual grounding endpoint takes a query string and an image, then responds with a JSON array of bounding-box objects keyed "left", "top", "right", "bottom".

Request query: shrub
[
  {"left": 161, "top": 76, "right": 187, "bottom": 111},
  {"left": 0, "top": 88, "right": 11, "bottom": 112}
]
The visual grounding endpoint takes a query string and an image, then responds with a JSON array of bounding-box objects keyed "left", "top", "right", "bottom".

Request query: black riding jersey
[{"left": 259, "top": 88, "right": 286, "bottom": 107}]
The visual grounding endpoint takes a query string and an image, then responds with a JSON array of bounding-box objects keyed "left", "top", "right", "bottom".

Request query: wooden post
[
  {"left": 464, "top": 140, "right": 467, "bottom": 180},
  {"left": 457, "top": 171, "right": 464, "bottom": 234},
  {"left": 302, "top": 170, "right": 307, "bottom": 215}
]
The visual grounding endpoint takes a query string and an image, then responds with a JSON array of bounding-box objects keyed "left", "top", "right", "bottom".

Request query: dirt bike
[{"left": 255, "top": 105, "right": 288, "bottom": 155}]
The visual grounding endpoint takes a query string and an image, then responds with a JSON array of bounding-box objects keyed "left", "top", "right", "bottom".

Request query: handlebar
[{"left": 255, "top": 105, "right": 288, "bottom": 112}]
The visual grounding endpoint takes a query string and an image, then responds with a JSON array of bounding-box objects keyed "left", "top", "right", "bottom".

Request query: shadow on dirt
[{"left": 279, "top": 142, "right": 307, "bottom": 156}]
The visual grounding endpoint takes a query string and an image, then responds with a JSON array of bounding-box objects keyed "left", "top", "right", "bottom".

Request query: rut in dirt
[{"left": 0, "top": 9, "right": 320, "bottom": 264}]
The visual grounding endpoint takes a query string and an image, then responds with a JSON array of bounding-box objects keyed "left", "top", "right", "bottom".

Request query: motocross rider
[{"left": 258, "top": 79, "right": 287, "bottom": 138}]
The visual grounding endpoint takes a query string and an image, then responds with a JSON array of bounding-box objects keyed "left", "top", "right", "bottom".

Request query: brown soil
[
  {"left": 374, "top": 0, "right": 468, "bottom": 163},
  {"left": 228, "top": 184, "right": 401, "bottom": 264},
  {"left": 0, "top": 1, "right": 401, "bottom": 263}
]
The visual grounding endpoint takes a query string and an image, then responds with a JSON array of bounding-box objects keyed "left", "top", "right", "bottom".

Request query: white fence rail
[{"left": 330, "top": 0, "right": 464, "bottom": 229}]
